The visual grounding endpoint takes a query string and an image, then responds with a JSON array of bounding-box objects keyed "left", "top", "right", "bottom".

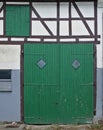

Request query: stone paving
[
  {"left": 0, "top": 122, "right": 103, "bottom": 130},
  {"left": 0, "top": 123, "right": 92, "bottom": 130}
]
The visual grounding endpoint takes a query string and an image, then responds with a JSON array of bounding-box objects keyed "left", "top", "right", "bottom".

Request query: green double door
[{"left": 24, "top": 43, "right": 94, "bottom": 124}]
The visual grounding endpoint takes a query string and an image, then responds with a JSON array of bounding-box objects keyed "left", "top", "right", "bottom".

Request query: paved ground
[{"left": 0, "top": 123, "right": 103, "bottom": 130}]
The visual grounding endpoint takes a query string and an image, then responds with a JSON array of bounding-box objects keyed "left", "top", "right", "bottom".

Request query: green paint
[
  {"left": 24, "top": 44, "right": 94, "bottom": 124},
  {"left": 6, "top": 5, "right": 30, "bottom": 36}
]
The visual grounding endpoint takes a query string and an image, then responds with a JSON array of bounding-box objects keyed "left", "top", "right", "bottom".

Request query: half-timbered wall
[{"left": 0, "top": 2, "right": 99, "bottom": 43}]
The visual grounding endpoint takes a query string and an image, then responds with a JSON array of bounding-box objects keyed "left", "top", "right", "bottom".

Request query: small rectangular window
[
  {"left": 0, "top": 70, "right": 12, "bottom": 92},
  {"left": 0, "top": 70, "right": 11, "bottom": 79}
]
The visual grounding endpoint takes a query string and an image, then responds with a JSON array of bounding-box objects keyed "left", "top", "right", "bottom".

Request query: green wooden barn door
[
  {"left": 24, "top": 44, "right": 60, "bottom": 124},
  {"left": 24, "top": 43, "right": 94, "bottom": 124}
]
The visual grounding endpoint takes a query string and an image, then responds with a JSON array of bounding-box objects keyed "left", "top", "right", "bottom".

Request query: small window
[
  {"left": 0, "top": 70, "right": 11, "bottom": 79},
  {"left": 0, "top": 70, "right": 12, "bottom": 92}
]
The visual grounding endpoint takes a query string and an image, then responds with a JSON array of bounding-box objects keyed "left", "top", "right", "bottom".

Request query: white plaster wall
[
  {"left": 98, "top": 0, "right": 103, "bottom": 8},
  {"left": 32, "top": 2, "right": 57, "bottom": 18},
  {"left": 71, "top": 2, "right": 94, "bottom": 36},
  {"left": 0, "top": 45, "right": 21, "bottom": 121},
  {"left": 0, "top": 21, "right": 3, "bottom": 35},
  {"left": 0, "top": 45, "right": 20, "bottom": 69},
  {"left": 94, "top": 7, "right": 103, "bottom": 121},
  {"left": 72, "top": 21, "right": 89, "bottom": 35},
  {"left": 60, "top": 21, "right": 69, "bottom": 35},
  {"left": 32, "top": 2, "right": 94, "bottom": 37},
  {"left": 97, "top": 9, "right": 103, "bottom": 68},
  {"left": 72, "top": 2, "right": 94, "bottom": 17},
  {"left": 60, "top": 2, "right": 69, "bottom": 18}
]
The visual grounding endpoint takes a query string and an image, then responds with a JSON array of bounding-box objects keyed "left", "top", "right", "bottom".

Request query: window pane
[{"left": 0, "top": 70, "right": 11, "bottom": 79}]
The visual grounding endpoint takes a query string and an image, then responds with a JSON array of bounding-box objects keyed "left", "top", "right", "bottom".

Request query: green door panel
[
  {"left": 6, "top": 5, "right": 30, "bottom": 36},
  {"left": 59, "top": 44, "right": 93, "bottom": 123},
  {"left": 24, "top": 44, "right": 60, "bottom": 124},
  {"left": 24, "top": 43, "right": 94, "bottom": 124}
]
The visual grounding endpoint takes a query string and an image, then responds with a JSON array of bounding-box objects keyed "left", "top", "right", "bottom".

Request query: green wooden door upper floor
[{"left": 6, "top": 5, "right": 30, "bottom": 36}]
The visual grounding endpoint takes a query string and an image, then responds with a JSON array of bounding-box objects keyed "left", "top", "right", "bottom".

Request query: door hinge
[
  {"left": 21, "top": 49, "right": 24, "bottom": 54},
  {"left": 21, "top": 49, "right": 24, "bottom": 57}
]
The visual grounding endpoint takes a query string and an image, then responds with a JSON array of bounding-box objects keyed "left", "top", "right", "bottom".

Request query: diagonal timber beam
[
  {"left": 0, "top": 3, "right": 4, "bottom": 13},
  {"left": 72, "top": 1, "right": 94, "bottom": 36},
  {"left": 31, "top": 5, "right": 54, "bottom": 36}
]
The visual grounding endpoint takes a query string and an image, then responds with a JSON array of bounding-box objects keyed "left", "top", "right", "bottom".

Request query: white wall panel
[
  {"left": 0, "top": 20, "right": 3, "bottom": 35},
  {"left": 0, "top": 38, "right": 8, "bottom": 41},
  {"left": 32, "top": 2, "right": 57, "bottom": 18},
  {"left": 60, "top": 21, "right": 69, "bottom": 35},
  {"left": 45, "top": 21, "right": 57, "bottom": 35},
  {"left": 76, "top": 2, "right": 94, "bottom": 17},
  {"left": 11, "top": 38, "right": 24, "bottom": 41},
  {"left": 72, "top": 2, "right": 94, "bottom": 17},
  {"left": 79, "top": 38, "right": 95, "bottom": 41},
  {"left": 6, "top": 2, "right": 29, "bottom": 5},
  {"left": 0, "top": 10, "right": 3, "bottom": 18},
  {"left": 44, "top": 39, "right": 57, "bottom": 42},
  {"left": 72, "top": 21, "right": 89, "bottom": 35},
  {"left": 98, "top": 0, "right": 103, "bottom": 7},
  {"left": 27, "top": 38, "right": 40, "bottom": 41},
  {"left": 71, "top": 5, "right": 80, "bottom": 18},
  {"left": 0, "top": 45, "right": 20, "bottom": 69},
  {"left": 32, "top": 21, "right": 50, "bottom": 35},
  {"left": 60, "top": 39, "right": 76, "bottom": 42},
  {"left": 97, "top": 8, "right": 103, "bottom": 68},
  {"left": 86, "top": 21, "right": 94, "bottom": 35},
  {"left": 60, "top": 3, "right": 69, "bottom": 18}
]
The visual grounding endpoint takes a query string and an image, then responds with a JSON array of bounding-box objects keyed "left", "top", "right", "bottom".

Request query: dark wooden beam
[{"left": 1, "top": 0, "right": 94, "bottom": 2}]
